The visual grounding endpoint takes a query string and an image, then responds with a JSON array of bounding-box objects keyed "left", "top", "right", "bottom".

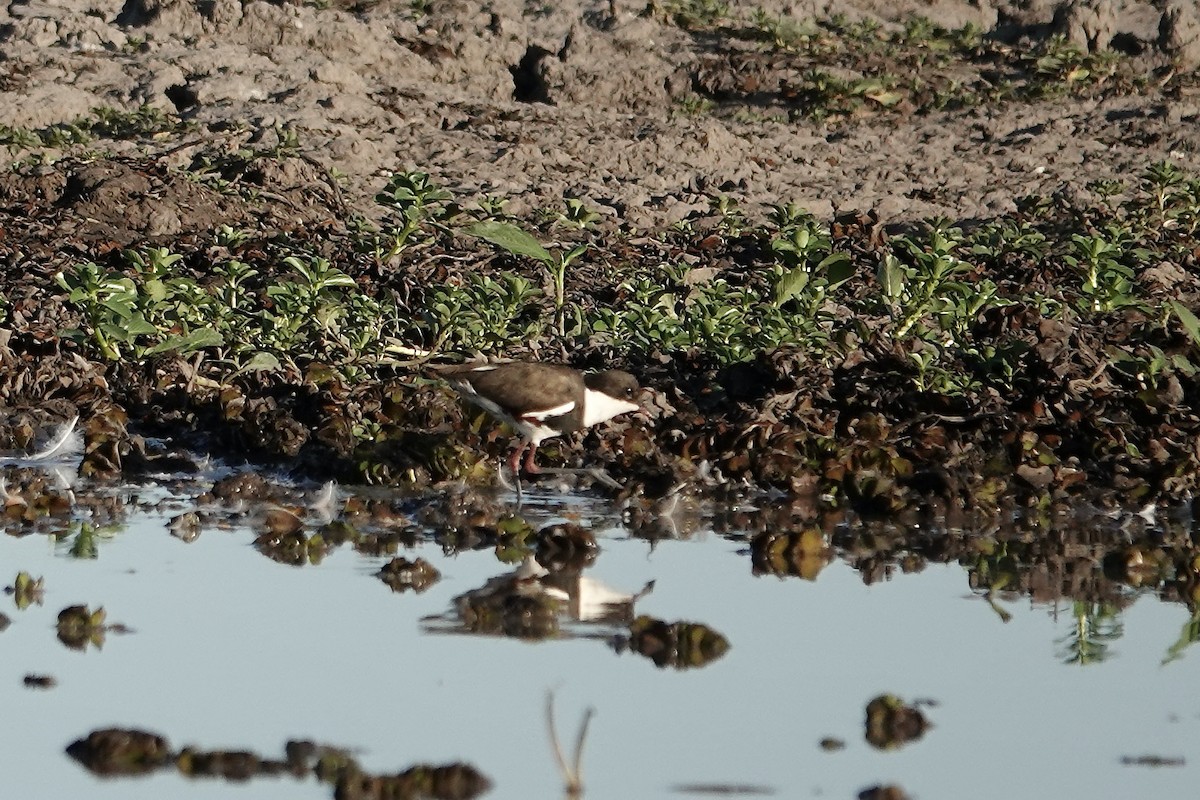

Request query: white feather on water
[{"left": 0, "top": 416, "right": 83, "bottom": 465}]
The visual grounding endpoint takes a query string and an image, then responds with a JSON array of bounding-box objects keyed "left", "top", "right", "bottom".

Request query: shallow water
[{"left": 2, "top": 480, "right": 1198, "bottom": 799}]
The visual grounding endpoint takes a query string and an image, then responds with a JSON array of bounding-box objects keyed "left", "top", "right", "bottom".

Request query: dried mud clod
[
  {"left": 864, "top": 695, "right": 931, "bottom": 750},
  {"left": 55, "top": 604, "right": 109, "bottom": 651},
  {"left": 67, "top": 728, "right": 491, "bottom": 797},
  {"left": 333, "top": 762, "right": 493, "bottom": 800},
  {"left": 5, "top": 571, "right": 45, "bottom": 609},
  {"left": 858, "top": 785, "right": 911, "bottom": 800},
  {"left": 452, "top": 576, "right": 565, "bottom": 640},
  {"left": 23, "top": 673, "right": 56, "bottom": 688},
  {"left": 376, "top": 556, "right": 441, "bottom": 593},
  {"left": 620, "top": 615, "right": 730, "bottom": 670},
  {"left": 749, "top": 527, "right": 832, "bottom": 579},
  {"left": 254, "top": 526, "right": 329, "bottom": 567},
  {"left": 533, "top": 523, "right": 599, "bottom": 573},
  {"left": 66, "top": 727, "right": 172, "bottom": 776}
]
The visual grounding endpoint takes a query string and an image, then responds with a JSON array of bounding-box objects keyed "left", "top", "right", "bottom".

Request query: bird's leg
[
  {"left": 506, "top": 442, "right": 527, "bottom": 502},
  {"left": 523, "top": 443, "right": 542, "bottom": 474},
  {"left": 535, "top": 466, "right": 622, "bottom": 490},
  {"left": 522, "top": 441, "right": 622, "bottom": 489},
  {"left": 507, "top": 443, "right": 526, "bottom": 477},
  {"left": 517, "top": 441, "right": 621, "bottom": 491}
]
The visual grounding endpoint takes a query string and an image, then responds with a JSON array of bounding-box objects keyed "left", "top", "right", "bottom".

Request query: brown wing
[{"left": 433, "top": 362, "right": 585, "bottom": 429}]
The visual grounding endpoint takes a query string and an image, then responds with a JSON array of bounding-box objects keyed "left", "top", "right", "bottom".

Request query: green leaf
[
  {"left": 242, "top": 352, "right": 283, "bottom": 373},
  {"left": 1169, "top": 300, "right": 1200, "bottom": 347},
  {"left": 143, "top": 327, "right": 224, "bottom": 356},
  {"left": 123, "top": 314, "right": 158, "bottom": 337},
  {"left": 879, "top": 254, "right": 906, "bottom": 300},
  {"left": 144, "top": 278, "right": 167, "bottom": 302},
  {"left": 101, "top": 296, "right": 136, "bottom": 319},
  {"left": 865, "top": 87, "right": 905, "bottom": 107},
  {"left": 466, "top": 221, "right": 552, "bottom": 264},
  {"left": 1162, "top": 609, "right": 1200, "bottom": 666},
  {"left": 773, "top": 268, "right": 810, "bottom": 307},
  {"left": 819, "top": 252, "right": 854, "bottom": 288}
]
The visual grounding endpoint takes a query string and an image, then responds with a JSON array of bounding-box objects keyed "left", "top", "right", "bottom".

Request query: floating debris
[
  {"left": 671, "top": 783, "right": 775, "bottom": 795},
  {"left": 621, "top": 616, "right": 730, "bottom": 670},
  {"left": 66, "top": 728, "right": 172, "bottom": 776},
  {"left": 334, "top": 762, "right": 492, "bottom": 800},
  {"left": 749, "top": 528, "right": 831, "bottom": 579},
  {"left": 1119, "top": 754, "right": 1186, "bottom": 767},
  {"left": 376, "top": 556, "right": 441, "bottom": 593},
  {"left": 168, "top": 511, "right": 203, "bottom": 543},
  {"left": 857, "top": 785, "right": 910, "bottom": 800},
  {"left": 66, "top": 727, "right": 492, "bottom": 797},
  {"left": 55, "top": 605, "right": 109, "bottom": 651},
  {"left": 23, "top": 674, "right": 56, "bottom": 689},
  {"left": 864, "top": 695, "right": 930, "bottom": 750},
  {"left": 6, "top": 571, "right": 44, "bottom": 609}
]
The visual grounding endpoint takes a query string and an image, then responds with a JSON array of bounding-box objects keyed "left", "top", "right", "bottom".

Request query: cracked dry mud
[{"left": 3, "top": 0, "right": 1199, "bottom": 228}]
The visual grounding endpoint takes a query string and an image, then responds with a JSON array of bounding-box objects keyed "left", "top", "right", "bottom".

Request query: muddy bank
[
  {"left": 2, "top": 0, "right": 1200, "bottom": 510},
  {"left": 2, "top": 148, "right": 1200, "bottom": 511},
  {"left": 2, "top": 0, "right": 1200, "bottom": 227}
]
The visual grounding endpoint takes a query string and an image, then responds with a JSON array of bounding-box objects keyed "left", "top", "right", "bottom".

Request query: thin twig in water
[{"left": 546, "top": 690, "right": 594, "bottom": 798}]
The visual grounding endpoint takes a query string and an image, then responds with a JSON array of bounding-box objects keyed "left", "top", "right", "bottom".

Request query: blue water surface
[{"left": 1, "top": 485, "right": 1196, "bottom": 799}]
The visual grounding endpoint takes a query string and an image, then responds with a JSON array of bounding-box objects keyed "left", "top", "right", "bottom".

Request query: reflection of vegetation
[
  {"left": 1056, "top": 601, "right": 1123, "bottom": 666},
  {"left": 623, "top": 615, "right": 729, "bottom": 669},
  {"left": 59, "top": 523, "right": 119, "bottom": 559},
  {"left": 254, "top": 527, "right": 329, "bottom": 567},
  {"left": 68, "top": 726, "right": 492, "bottom": 797},
  {"left": 9, "top": 571, "right": 45, "bottom": 609},
  {"left": 375, "top": 556, "right": 440, "bottom": 593},
  {"left": 967, "top": 539, "right": 1021, "bottom": 592},
  {"left": 750, "top": 527, "right": 830, "bottom": 579},
  {"left": 821, "top": 511, "right": 1200, "bottom": 663},
  {"left": 864, "top": 694, "right": 930, "bottom": 750},
  {"left": 56, "top": 604, "right": 108, "bottom": 651},
  {"left": 1162, "top": 609, "right": 1200, "bottom": 666}
]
